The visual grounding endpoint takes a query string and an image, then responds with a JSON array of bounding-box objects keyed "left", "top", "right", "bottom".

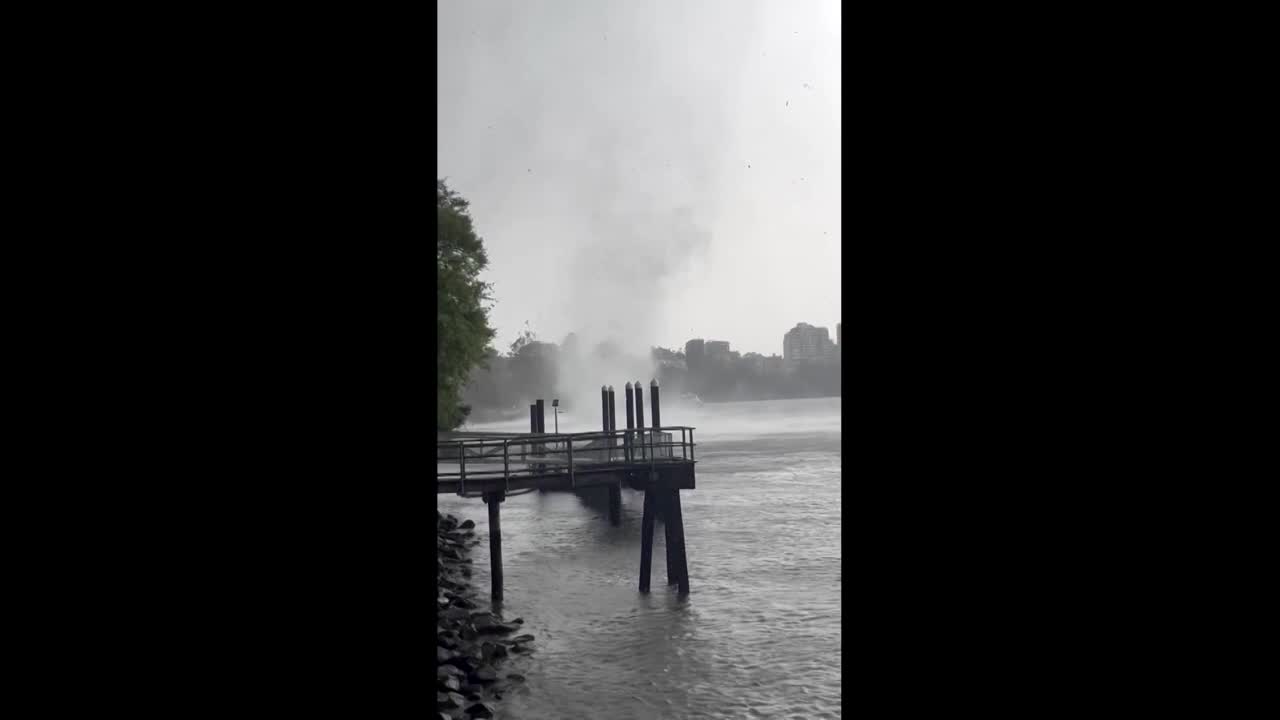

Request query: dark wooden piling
[
  {"left": 667, "top": 488, "right": 690, "bottom": 595},
  {"left": 600, "top": 386, "right": 608, "bottom": 431},
  {"left": 634, "top": 381, "right": 645, "bottom": 461},
  {"left": 485, "top": 491, "right": 505, "bottom": 601},
  {"left": 607, "top": 386, "right": 616, "bottom": 431},
  {"left": 625, "top": 381, "right": 636, "bottom": 460},
  {"left": 536, "top": 399, "right": 546, "bottom": 433},
  {"left": 608, "top": 483, "right": 621, "bottom": 526},
  {"left": 530, "top": 404, "right": 537, "bottom": 433},
  {"left": 650, "top": 378, "right": 662, "bottom": 429},
  {"left": 664, "top": 490, "right": 678, "bottom": 586},
  {"left": 639, "top": 487, "right": 656, "bottom": 592}
]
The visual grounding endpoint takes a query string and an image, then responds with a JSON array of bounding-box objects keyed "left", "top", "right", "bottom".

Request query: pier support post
[
  {"left": 664, "top": 490, "right": 678, "bottom": 586},
  {"left": 485, "top": 491, "right": 505, "bottom": 601},
  {"left": 667, "top": 488, "right": 690, "bottom": 595},
  {"left": 639, "top": 488, "right": 656, "bottom": 592},
  {"left": 608, "top": 483, "right": 621, "bottom": 526}
]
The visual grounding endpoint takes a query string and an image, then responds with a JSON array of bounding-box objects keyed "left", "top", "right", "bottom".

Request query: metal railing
[{"left": 436, "top": 426, "right": 697, "bottom": 494}]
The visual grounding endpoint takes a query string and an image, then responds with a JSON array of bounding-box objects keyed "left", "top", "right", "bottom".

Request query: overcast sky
[{"left": 439, "top": 0, "right": 841, "bottom": 358}]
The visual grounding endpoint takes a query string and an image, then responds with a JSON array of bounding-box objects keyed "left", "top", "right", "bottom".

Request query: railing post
[
  {"left": 503, "top": 439, "right": 510, "bottom": 489},
  {"left": 567, "top": 437, "right": 574, "bottom": 488},
  {"left": 458, "top": 440, "right": 466, "bottom": 495}
]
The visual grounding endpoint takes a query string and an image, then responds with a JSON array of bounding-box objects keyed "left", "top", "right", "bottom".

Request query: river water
[{"left": 441, "top": 396, "right": 842, "bottom": 719}]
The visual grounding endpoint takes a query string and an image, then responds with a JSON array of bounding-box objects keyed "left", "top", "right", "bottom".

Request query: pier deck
[{"left": 436, "top": 426, "right": 696, "bottom": 495}]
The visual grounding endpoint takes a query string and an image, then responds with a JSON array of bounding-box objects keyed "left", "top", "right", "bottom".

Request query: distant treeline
[{"left": 461, "top": 331, "right": 840, "bottom": 421}]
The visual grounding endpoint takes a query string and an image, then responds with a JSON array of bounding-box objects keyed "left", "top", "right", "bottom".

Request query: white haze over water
[{"left": 438, "top": 0, "right": 842, "bottom": 359}]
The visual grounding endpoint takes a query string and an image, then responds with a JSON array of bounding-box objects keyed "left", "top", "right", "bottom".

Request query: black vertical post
[
  {"left": 607, "top": 383, "right": 625, "bottom": 526},
  {"left": 534, "top": 399, "right": 546, "bottom": 472},
  {"left": 634, "top": 382, "right": 645, "bottom": 429},
  {"left": 607, "top": 385, "right": 617, "bottom": 463},
  {"left": 650, "top": 378, "right": 661, "bottom": 430},
  {"left": 608, "top": 483, "right": 621, "bottom": 526},
  {"left": 634, "top": 381, "right": 645, "bottom": 461},
  {"left": 624, "top": 381, "right": 635, "bottom": 463},
  {"left": 486, "top": 491, "right": 505, "bottom": 601},
  {"left": 668, "top": 489, "right": 690, "bottom": 595},
  {"left": 664, "top": 490, "right": 678, "bottom": 586},
  {"left": 530, "top": 404, "right": 537, "bottom": 434},
  {"left": 639, "top": 489, "right": 656, "bottom": 592}
]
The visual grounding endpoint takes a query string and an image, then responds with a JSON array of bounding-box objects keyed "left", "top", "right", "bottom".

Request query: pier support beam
[
  {"left": 639, "top": 489, "right": 656, "bottom": 592},
  {"left": 485, "top": 491, "right": 505, "bottom": 602},
  {"left": 667, "top": 488, "right": 690, "bottom": 595},
  {"left": 664, "top": 491, "right": 678, "bottom": 586},
  {"left": 608, "top": 483, "right": 621, "bottom": 526}
]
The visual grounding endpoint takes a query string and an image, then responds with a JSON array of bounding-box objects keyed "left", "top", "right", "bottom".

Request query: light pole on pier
[{"left": 552, "top": 398, "right": 559, "bottom": 434}]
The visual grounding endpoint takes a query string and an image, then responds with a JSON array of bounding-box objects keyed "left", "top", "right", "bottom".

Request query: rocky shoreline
[{"left": 437, "top": 512, "right": 532, "bottom": 720}]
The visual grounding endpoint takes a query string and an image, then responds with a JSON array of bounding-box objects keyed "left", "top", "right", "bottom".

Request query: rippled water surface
[{"left": 441, "top": 397, "right": 842, "bottom": 719}]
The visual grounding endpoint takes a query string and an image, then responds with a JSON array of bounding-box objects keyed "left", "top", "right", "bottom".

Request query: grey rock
[
  {"left": 442, "top": 607, "right": 470, "bottom": 622},
  {"left": 506, "top": 673, "right": 526, "bottom": 681},
  {"left": 470, "top": 665, "right": 499, "bottom": 683},
  {"left": 437, "top": 664, "right": 465, "bottom": 679},
  {"left": 511, "top": 634, "right": 535, "bottom": 643},
  {"left": 465, "top": 701, "right": 495, "bottom": 718},
  {"left": 460, "top": 519, "right": 475, "bottom": 529},
  {"left": 437, "top": 646, "right": 454, "bottom": 664},
  {"left": 443, "top": 654, "right": 475, "bottom": 672},
  {"left": 438, "top": 691, "right": 466, "bottom": 709},
  {"left": 438, "top": 676, "right": 461, "bottom": 692},
  {"left": 480, "top": 641, "right": 507, "bottom": 661}
]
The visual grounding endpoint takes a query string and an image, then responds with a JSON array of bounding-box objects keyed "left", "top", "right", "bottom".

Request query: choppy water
[{"left": 441, "top": 397, "right": 842, "bottom": 719}]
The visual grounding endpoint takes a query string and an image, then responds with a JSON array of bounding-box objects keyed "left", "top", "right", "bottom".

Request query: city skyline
[{"left": 506, "top": 319, "right": 842, "bottom": 360}]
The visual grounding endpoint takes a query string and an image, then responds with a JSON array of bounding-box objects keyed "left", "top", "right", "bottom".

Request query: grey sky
[{"left": 438, "top": 0, "right": 841, "bottom": 358}]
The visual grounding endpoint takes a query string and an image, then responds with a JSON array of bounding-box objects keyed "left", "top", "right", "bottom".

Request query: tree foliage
[{"left": 438, "top": 180, "right": 495, "bottom": 429}]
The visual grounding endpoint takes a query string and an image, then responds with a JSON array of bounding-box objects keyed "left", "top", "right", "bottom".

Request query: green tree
[{"left": 438, "top": 179, "right": 496, "bottom": 429}]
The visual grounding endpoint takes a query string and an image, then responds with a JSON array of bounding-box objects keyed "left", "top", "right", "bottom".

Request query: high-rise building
[
  {"left": 783, "top": 323, "right": 831, "bottom": 361},
  {"left": 705, "top": 340, "right": 730, "bottom": 357},
  {"left": 684, "top": 338, "right": 705, "bottom": 371}
]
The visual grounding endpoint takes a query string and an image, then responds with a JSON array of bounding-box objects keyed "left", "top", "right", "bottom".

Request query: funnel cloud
[{"left": 438, "top": 0, "right": 841, "bottom": 366}]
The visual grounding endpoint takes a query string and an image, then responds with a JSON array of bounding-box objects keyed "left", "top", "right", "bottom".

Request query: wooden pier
[{"left": 436, "top": 381, "right": 696, "bottom": 598}]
